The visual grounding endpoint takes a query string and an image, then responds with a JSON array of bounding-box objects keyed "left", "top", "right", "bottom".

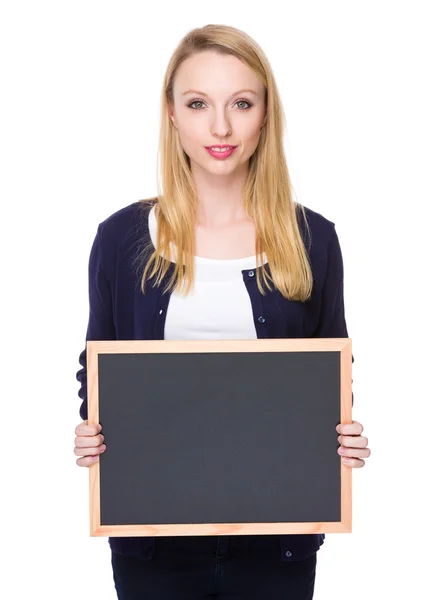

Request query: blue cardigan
[{"left": 76, "top": 199, "right": 354, "bottom": 562}]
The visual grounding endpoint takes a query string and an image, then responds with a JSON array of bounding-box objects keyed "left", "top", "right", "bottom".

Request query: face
[{"left": 168, "top": 51, "right": 266, "bottom": 177}]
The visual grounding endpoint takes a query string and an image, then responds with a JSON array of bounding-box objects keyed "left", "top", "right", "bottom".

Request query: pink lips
[{"left": 205, "top": 145, "right": 237, "bottom": 159}]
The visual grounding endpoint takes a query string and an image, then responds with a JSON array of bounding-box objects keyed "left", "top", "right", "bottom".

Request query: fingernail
[{"left": 342, "top": 457, "right": 349, "bottom": 464}]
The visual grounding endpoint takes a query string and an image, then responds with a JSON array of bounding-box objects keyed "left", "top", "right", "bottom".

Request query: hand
[
  {"left": 74, "top": 420, "right": 106, "bottom": 467},
  {"left": 336, "top": 420, "right": 370, "bottom": 468}
]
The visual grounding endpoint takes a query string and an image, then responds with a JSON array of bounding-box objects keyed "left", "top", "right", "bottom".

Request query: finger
[
  {"left": 77, "top": 424, "right": 102, "bottom": 436},
  {"left": 75, "top": 422, "right": 102, "bottom": 436},
  {"left": 76, "top": 454, "right": 101, "bottom": 467},
  {"left": 75, "top": 434, "right": 105, "bottom": 448},
  {"left": 337, "top": 421, "right": 363, "bottom": 435},
  {"left": 74, "top": 444, "right": 106, "bottom": 457},
  {"left": 341, "top": 457, "right": 365, "bottom": 468},
  {"left": 338, "top": 434, "right": 368, "bottom": 448},
  {"left": 338, "top": 446, "right": 371, "bottom": 458}
]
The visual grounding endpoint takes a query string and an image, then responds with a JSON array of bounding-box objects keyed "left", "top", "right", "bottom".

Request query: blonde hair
[{"left": 137, "top": 24, "right": 313, "bottom": 302}]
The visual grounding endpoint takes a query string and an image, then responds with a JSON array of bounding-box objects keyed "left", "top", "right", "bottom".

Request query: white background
[{"left": 1, "top": 1, "right": 438, "bottom": 598}]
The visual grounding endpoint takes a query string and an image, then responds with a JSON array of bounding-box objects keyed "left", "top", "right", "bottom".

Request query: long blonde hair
[{"left": 137, "top": 24, "right": 313, "bottom": 302}]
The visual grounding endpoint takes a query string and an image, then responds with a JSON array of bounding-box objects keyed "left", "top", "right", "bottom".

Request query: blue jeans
[{"left": 111, "top": 534, "right": 317, "bottom": 599}]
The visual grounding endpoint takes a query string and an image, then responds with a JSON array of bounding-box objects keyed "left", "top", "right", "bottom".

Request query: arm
[
  {"left": 313, "top": 224, "right": 355, "bottom": 405},
  {"left": 75, "top": 223, "right": 116, "bottom": 420}
]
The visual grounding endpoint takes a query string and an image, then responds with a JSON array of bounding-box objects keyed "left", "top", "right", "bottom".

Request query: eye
[
  {"left": 235, "top": 100, "right": 252, "bottom": 110},
  {"left": 187, "top": 99, "right": 253, "bottom": 110},
  {"left": 188, "top": 100, "right": 205, "bottom": 110}
]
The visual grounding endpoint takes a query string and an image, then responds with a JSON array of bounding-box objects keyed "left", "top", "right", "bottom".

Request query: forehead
[{"left": 173, "top": 51, "right": 263, "bottom": 96}]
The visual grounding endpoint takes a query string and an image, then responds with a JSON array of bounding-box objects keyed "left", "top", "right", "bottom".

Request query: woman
[{"left": 74, "top": 24, "right": 371, "bottom": 600}]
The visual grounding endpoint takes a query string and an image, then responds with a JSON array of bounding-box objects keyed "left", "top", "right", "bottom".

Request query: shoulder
[
  {"left": 99, "top": 198, "right": 155, "bottom": 234},
  {"left": 91, "top": 198, "right": 157, "bottom": 275},
  {"left": 299, "top": 203, "right": 335, "bottom": 228},
  {"left": 96, "top": 198, "right": 156, "bottom": 249},
  {"left": 296, "top": 203, "right": 337, "bottom": 250}
]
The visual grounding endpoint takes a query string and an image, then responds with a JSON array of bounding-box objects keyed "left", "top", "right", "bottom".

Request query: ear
[{"left": 168, "top": 103, "right": 178, "bottom": 129}]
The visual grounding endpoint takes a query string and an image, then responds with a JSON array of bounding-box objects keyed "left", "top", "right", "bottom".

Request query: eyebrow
[{"left": 182, "top": 88, "right": 258, "bottom": 97}]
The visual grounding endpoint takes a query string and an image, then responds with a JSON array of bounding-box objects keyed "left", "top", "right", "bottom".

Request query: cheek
[
  {"left": 247, "top": 121, "right": 264, "bottom": 141},
  {"left": 179, "top": 119, "right": 205, "bottom": 142},
  {"left": 177, "top": 125, "right": 207, "bottom": 157},
  {"left": 237, "top": 114, "right": 264, "bottom": 141},
  {"left": 238, "top": 125, "right": 263, "bottom": 155}
]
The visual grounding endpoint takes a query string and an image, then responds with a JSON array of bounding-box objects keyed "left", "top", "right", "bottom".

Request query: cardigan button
[
  {"left": 285, "top": 550, "right": 292, "bottom": 558},
  {"left": 248, "top": 270, "right": 255, "bottom": 277},
  {"left": 258, "top": 316, "right": 266, "bottom": 324}
]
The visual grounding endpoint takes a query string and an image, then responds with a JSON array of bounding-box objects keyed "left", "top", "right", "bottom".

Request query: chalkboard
[{"left": 86, "top": 338, "right": 352, "bottom": 537}]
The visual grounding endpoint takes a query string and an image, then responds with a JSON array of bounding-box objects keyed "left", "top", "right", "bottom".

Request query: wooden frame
[{"left": 87, "top": 338, "right": 352, "bottom": 537}]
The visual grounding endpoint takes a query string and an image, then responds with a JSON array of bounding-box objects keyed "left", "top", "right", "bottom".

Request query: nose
[{"left": 210, "top": 109, "right": 232, "bottom": 139}]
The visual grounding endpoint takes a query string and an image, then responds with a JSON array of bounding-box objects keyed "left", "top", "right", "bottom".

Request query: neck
[{"left": 191, "top": 160, "right": 249, "bottom": 228}]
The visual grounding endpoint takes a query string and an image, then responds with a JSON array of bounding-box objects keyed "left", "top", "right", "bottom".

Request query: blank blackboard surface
[{"left": 87, "top": 339, "right": 352, "bottom": 537}]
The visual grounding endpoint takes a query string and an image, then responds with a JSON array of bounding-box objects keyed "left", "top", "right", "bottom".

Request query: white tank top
[{"left": 148, "top": 205, "right": 268, "bottom": 340}]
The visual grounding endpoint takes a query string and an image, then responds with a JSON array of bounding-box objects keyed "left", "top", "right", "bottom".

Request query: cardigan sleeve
[
  {"left": 313, "top": 223, "right": 355, "bottom": 405},
  {"left": 75, "top": 223, "right": 116, "bottom": 421}
]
